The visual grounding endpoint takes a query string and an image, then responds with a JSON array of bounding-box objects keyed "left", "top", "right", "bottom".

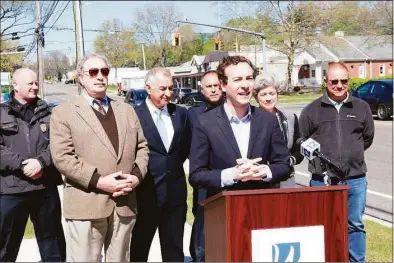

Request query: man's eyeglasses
[
  {"left": 84, "top": 68, "right": 110, "bottom": 78},
  {"left": 327, "top": 79, "right": 349, "bottom": 85}
]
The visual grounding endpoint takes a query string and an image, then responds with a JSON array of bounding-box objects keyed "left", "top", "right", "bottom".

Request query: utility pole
[
  {"left": 176, "top": 20, "right": 267, "bottom": 72},
  {"left": 73, "top": 0, "right": 84, "bottom": 95},
  {"left": 73, "top": 0, "right": 85, "bottom": 65},
  {"left": 142, "top": 44, "right": 146, "bottom": 70},
  {"left": 36, "top": 1, "right": 44, "bottom": 99}
]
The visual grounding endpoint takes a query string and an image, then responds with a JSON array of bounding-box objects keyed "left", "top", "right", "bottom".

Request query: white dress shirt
[
  {"left": 145, "top": 98, "right": 174, "bottom": 151},
  {"left": 220, "top": 103, "right": 272, "bottom": 187}
]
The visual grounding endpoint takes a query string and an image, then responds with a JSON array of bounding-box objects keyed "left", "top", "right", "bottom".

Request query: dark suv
[
  {"left": 172, "top": 88, "right": 193, "bottom": 104},
  {"left": 124, "top": 89, "right": 148, "bottom": 107},
  {"left": 352, "top": 79, "right": 393, "bottom": 120}
]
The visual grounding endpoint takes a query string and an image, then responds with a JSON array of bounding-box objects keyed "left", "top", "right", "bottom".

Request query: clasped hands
[
  {"left": 232, "top": 157, "right": 270, "bottom": 182},
  {"left": 97, "top": 171, "right": 140, "bottom": 197},
  {"left": 22, "top": 159, "right": 43, "bottom": 180}
]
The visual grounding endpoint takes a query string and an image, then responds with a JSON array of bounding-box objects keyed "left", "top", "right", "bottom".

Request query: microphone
[
  {"left": 297, "top": 138, "right": 346, "bottom": 178},
  {"left": 298, "top": 138, "right": 334, "bottom": 163}
]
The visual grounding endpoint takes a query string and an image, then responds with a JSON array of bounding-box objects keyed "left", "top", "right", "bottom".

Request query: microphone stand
[{"left": 319, "top": 158, "right": 345, "bottom": 186}]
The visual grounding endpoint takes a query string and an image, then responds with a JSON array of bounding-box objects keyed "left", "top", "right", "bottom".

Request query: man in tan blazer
[{"left": 50, "top": 53, "right": 149, "bottom": 262}]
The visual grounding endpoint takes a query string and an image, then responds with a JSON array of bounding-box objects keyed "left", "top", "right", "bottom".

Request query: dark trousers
[
  {"left": 0, "top": 187, "right": 66, "bottom": 262},
  {"left": 189, "top": 188, "right": 206, "bottom": 262},
  {"left": 129, "top": 202, "right": 187, "bottom": 262}
]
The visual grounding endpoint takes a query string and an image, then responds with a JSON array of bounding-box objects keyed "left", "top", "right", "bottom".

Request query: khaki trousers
[{"left": 66, "top": 211, "right": 136, "bottom": 262}]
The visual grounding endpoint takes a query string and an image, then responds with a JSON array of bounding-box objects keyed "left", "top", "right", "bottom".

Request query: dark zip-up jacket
[
  {"left": 299, "top": 92, "right": 374, "bottom": 178},
  {"left": 0, "top": 93, "right": 62, "bottom": 194}
]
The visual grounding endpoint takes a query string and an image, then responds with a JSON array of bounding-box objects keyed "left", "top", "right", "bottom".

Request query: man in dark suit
[
  {"left": 188, "top": 70, "right": 224, "bottom": 262},
  {"left": 189, "top": 55, "right": 291, "bottom": 201},
  {"left": 130, "top": 67, "right": 191, "bottom": 262}
]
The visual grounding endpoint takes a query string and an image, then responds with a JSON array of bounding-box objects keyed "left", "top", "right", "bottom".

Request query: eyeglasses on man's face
[
  {"left": 84, "top": 68, "right": 110, "bottom": 78},
  {"left": 327, "top": 79, "right": 349, "bottom": 85}
]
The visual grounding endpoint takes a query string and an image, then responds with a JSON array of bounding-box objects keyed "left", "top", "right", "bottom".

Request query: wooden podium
[{"left": 202, "top": 186, "right": 349, "bottom": 262}]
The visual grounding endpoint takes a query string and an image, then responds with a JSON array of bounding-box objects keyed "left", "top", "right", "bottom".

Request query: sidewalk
[{"left": 16, "top": 186, "right": 192, "bottom": 262}]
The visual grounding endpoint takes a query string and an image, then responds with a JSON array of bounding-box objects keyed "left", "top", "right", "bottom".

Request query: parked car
[
  {"left": 352, "top": 79, "right": 393, "bottom": 120},
  {"left": 183, "top": 91, "right": 204, "bottom": 107},
  {"left": 124, "top": 89, "right": 148, "bottom": 107},
  {"left": 172, "top": 87, "right": 193, "bottom": 104}
]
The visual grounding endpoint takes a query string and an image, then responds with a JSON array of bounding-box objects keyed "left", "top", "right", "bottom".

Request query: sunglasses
[
  {"left": 84, "top": 68, "right": 110, "bottom": 78},
  {"left": 327, "top": 79, "right": 349, "bottom": 85}
]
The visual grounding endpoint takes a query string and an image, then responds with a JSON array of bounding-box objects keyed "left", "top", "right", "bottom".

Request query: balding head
[
  {"left": 324, "top": 62, "right": 350, "bottom": 102},
  {"left": 12, "top": 68, "right": 39, "bottom": 104},
  {"left": 325, "top": 62, "right": 349, "bottom": 79},
  {"left": 12, "top": 68, "right": 37, "bottom": 85}
]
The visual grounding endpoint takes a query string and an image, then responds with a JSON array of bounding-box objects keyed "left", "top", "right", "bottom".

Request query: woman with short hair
[{"left": 253, "top": 74, "right": 304, "bottom": 188}]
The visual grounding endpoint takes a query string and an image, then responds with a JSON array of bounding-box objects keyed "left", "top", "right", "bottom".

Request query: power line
[
  {"left": 44, "top": 1, "right": 71, "bottom": 36},
  {"left": 23, "top": 1, "right": 71, "bottom": 61}
]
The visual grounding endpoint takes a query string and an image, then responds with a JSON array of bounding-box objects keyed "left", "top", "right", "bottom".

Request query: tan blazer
[{"left": 50, "top": 96, "right": 149, "bottom": 220}]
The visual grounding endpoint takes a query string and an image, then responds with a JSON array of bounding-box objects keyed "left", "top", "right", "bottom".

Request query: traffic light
[
  {"left": 215, "top": 39, "right": 219, "bottom": 50},
  {"left": 233, "top": 42, "right": 239, "bottom": 52},
  {"left": 173, "top": 33, "right": 181, "bottom": 46},
  {"left": 11, "top": 32, "right": 20, "bottom": 40},
  {"left": 219, "top": 40, "right": 224, "bottom": 51}
]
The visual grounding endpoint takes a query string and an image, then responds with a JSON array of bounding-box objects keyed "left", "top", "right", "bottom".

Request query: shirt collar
[
  {"left": 145, "top": 98, "right": 169, "bottom": 116},
  {"left": 223, "top": 101, "right": 251, "bottom": 123},
  {"left": 82, "top": 92, "right": 109, "bottom": 107},
  {"left": 327, "top": 92, "right": 349, "bottom": 106}
]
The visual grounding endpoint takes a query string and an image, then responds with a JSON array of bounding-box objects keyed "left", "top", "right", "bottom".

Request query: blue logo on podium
[{"left": 272, "top": 242, "right": 301, "bottom": 262}]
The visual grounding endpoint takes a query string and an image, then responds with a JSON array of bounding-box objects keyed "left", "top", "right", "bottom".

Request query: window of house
[
  {"left": 311, "top": 70, "right": 316, "bottom": 78},
  {"left": 379, "top": 64, "right": 385, "bottom": 76},
  {"left": 358, "top": 64, "right": 365, "bottom": 78}
]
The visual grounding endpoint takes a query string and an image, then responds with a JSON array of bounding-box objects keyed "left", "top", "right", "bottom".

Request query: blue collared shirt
[
  {"left": 82, "top": 92, "right": 109, "bottom": 113},
  {"left": 221, "top": 102, "right": 252, "bottom": 187}
]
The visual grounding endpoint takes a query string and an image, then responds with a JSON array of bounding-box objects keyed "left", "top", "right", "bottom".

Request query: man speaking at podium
[
  {"left": 299, "top": 62, "right": 374, "bottom": 262},
  {"left": 189, "top": 55, "right": 291, "bottom": 202}
]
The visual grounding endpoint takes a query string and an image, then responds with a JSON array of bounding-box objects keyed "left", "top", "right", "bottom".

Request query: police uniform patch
[{"left": 40, "top": 123, "right": 47, "bottom": 132}]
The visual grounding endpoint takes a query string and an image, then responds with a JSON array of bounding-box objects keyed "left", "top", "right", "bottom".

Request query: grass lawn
[
  {"left": 107, "top": 84, "right": 118, "bottom": 93},
  {"left": 24, "top": 183, "right": 392, "bottom": 262}
]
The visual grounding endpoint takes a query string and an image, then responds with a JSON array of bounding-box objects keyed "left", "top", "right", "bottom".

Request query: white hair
[
  {"left": 145, "top": 67, "right": 172, "bottom": 86},
  {"left": 253, "top": 73, "right": 280, "bottom": 98}
]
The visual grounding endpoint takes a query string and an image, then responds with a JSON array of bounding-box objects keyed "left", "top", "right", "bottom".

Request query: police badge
[{"left": 40, "top": 123, "right": 47, "bottom": 132}]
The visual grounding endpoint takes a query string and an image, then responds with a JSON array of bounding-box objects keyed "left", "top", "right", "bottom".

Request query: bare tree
[
  {"left": 255, "top": 1, "right": 321, "bottom": 91},
  {"left": 132, "top": 3, "right": 181, "bottom": 67},
  {"left": 44, "top": 51, "right": 71, "bottom": 81},
  {"left": 0, "top": 1, "right": 35, "bottom": 38}
]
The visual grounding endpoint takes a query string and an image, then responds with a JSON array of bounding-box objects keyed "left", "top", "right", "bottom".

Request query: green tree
[
  {"left": 94, "top": 19, "right": 139, "bottom": 74},
  {"left": 0, "top": 38, "right": 23, "bottom": 72},
  {"left": 171, "top": 25, "right": 204, "bottom": 64},
  {"left": 202, "top": 37, "right": 216, "bottom": 54}
]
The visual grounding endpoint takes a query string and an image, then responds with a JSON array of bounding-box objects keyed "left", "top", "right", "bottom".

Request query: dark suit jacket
[
  {"left": 188, "top": 104, "right": 207, "bottom": 131},
  {"left": 189, "top": 104, "right": 291, "bottom": 198},
  {"left": 135, "top": 101, "right": 191, "bottom": 207},
  {"left": 187, "top": 102, "right": 218, "bottom": 214}
]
